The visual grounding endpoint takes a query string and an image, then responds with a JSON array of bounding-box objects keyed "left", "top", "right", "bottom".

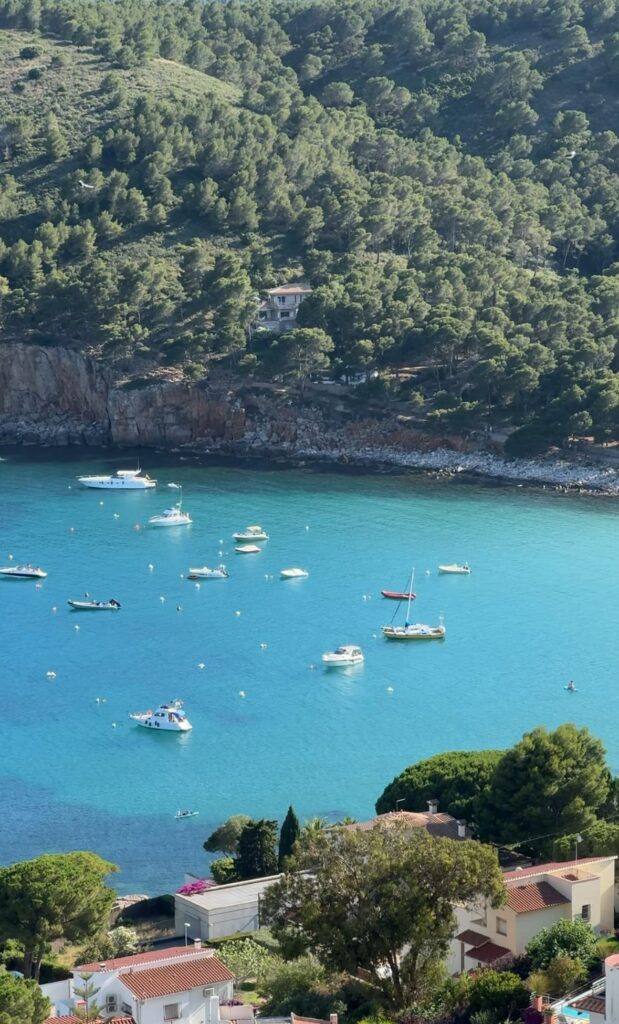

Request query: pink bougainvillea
[{"left": 175, "top": 879, "right": 217, "bottom": 896}]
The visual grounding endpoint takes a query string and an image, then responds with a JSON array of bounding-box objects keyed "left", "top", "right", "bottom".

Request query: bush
[
  {"left": 526, "top": 918, "right": 600, "bottom": 971},
  {"left": 528, "top": 956, "right": 587, "bottom": 998},
  {"left": 19, "top": 46, "right": 40, "bottom": 59},
  {"left": 504, "top": 421, "right": 553, "bottom": 457},
  {"left": 210, "top": 858, "right": 238, "bottom": 885},
  {"left": 257, "top": 955, "right": 345, "bottom": 1019},
  {"left": 27, "top": 67, "right": 43, "bottom": 80},
  {"left": 468, "top": 970, "right": 530, "bottom": 1020}
]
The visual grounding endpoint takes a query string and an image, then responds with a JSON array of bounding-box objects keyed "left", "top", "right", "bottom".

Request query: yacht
[
  {"left": 0, "top": 564, "right": 47, "bottom": 579},
  {"left": 68, "top": 598, "right": 121, "bottom": 611},
  {"left": 187, "top": 565, "right": 228, "bottom": 580},
  {"left": 322, "top": 645, "right": 364, "bottom": 666},
  {"left": 77, "top": 468, "right": 156, "bottom": 490},
  {"left": 438, "top": 563, "right": 471, "bottom": 574},
  {"left": 233, "top": 525, "right": 269, "bottom": 542},
  {"left": 280, "top": 568, "right": 309, "bottom": 579},
  {"left": 129, "top": 700, "right": 192, "bottom": 732},
  {"left": 149, "top": 503, "right": 192, "bottom": 527}
]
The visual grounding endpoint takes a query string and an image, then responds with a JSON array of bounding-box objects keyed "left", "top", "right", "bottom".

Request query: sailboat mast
[{"left": 405, "top": 568, "right": 415, "bottom": 626}]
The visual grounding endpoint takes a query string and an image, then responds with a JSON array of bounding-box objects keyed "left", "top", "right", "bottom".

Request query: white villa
[
  {"left": 255, "top": 283, "right": 312, "bottom": 332},
  {"left": 42, "top": 942, "right": 234, "bottom": 1024},
  {"left": 447, "top": 855, "right": 617, "bottom": 975},
  {"left": 175, "top": 875, "right": 282, "bottom": 942}
]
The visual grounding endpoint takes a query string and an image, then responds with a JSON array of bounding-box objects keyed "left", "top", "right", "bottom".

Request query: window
[
  {"left": 581, "top": 904, "right": 591, "bottom": 921},
  {"left": 496, "top": 916, "right": 507, "bottom": 936},
  {"left": 277, "top": 295, "right": 286, "bottom": 305},
  {"left": 164, "top": 1004, "right": 181, "bottom": 1021},
  {"left": 280, "top": 311, "right": 291, "bottom": 318},
  {"left": 121, "top": 1003, "right": 133, "bottom": 1015}
]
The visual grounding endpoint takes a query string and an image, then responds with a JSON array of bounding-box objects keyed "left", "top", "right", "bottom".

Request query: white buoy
[
  {"left": 308, "top": 663, "right": 317, "bottom": 671},
  {"left": 68, "top": 485, "right": 72, "bottom": 490},
  {"left": 52, "top": 606, "right": 57, "bottom": 614},
  {"left": 69, "top": 527, "right": 75, "bottom": 533},
  {"left": 179, "top": 573, "right": 185, "bottom": 579},
  {"left": 46, "top": 670, "right": 56, "bottom": 679},
  {"left": 218, "top": 550, "right": 223, "bottom": 557},
  {"left": 305, "top": 525, "right": 310, "bottom": 530},
  {"left": 99, "top": 500, "right": 104, "bottom": 506},
  {"left": 134, "top": 524, "right": 141, "bottom": 531},
  {"left": 260, "top": 642, "right": 268, "bottom": 649},
  {"left": 197, "top": 662, "right": 205, "bottom": 669},
  {"left": 425, "top": 569, "right": 431, "bottom": 576},
  {"left": 35, "top": 583, "right": 42, "bottom": 590},
  {"left": 112, "top": 722, "right": 117, "bottom": 728},
  {"left": 194, "top": 582, "right": 201, "bottom": 590},
  {"left": 8, "top": 554, "right": 13, "bottom": 560},
  {"left": 235, "top": 610, "right": 241, "bottom": 616},
  {"left": 387, "top": 686, "right": 394, "bottom": 693},
  {"left": 160, "top": 596, "right": 165, "bottom": 603},
  {"left": 176, "top": 605, "right": 182, "bottom": 612},
  {"left": 74, "top": 624, "right": 80, "bottom": 631},
  {"left": 148, "top": 563, "right": 154, "bottom": 571},
  {"left": 219, "top": 539, "right": 224, "bottom": 544},
  {"left": 113, "top": 513, "right": 120, "bottom": 519},
  {"left": 239, "top": 690, "right": 246, "bottom": 698}
]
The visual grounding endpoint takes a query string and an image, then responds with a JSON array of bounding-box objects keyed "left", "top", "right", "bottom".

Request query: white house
[
  {"left": 175, "top": 875, "right": 282, "bottom": 941},
  {"left": 447, "top": 855, "right": 617, "bottom": 976},
  {"left": 42, "top": 942, "right": 234, "bottom": 1024},
  {"left": 255, "top": 283, "right": 312, "bottom": 333}
]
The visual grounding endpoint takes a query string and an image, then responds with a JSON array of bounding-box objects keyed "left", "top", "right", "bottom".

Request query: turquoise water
[{"left": 2, "top": 449, "right": 619, "bottom": 894}]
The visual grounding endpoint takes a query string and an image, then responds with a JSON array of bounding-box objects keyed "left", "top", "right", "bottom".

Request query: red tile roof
[
  {"left": 502, "top": 856, "right": 615, "bottom": 881},
  {"left": 45, "top": 1017, "right": 134, "bottom": 1024},
  {"left": 120, "top": 955, "right": 234, "bottom": 1000},
  {"left": 466, "top": 940, "right": 511, "bottom": 964},
  {"left": 571, "top": 995, "right": 606, "bottom": 1014},
  {"left": 456, "top": 929, "right": 490, "bottom": 946},
  {"left": 507, "top": 881, "right": 569, "bottom": 914},
  {"left": 77, "top": 945, "right": 201, "bottom": 972}
]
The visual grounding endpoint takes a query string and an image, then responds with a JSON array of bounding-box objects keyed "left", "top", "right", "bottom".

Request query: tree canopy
[
  {"left": 525, "top": 918, "right": 601, "bottom": 971},
  {"left": 204, "top": 814, "right": 252, "bottom": 855},
  {"left": 376, "top": 749, "right": 503, "bottom": 822},
  {"left": 262, "top": 825, "right": 505, "bottom": 1008},
  {"left": 0, "top": 970, "right": 50, "bottom": 1024},
  {"left": 279, "top": 806, "right": 301, "bottom": 869},
  {"left": 0, "top": 852, "right": 117, "bottom": 979}
]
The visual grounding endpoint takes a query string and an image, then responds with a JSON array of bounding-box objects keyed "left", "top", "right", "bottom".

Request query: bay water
[{"left": 1, "top": 449, "right": 618, "bottom": 893}]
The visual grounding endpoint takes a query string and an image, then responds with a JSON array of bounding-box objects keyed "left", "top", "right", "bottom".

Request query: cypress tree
[{"left": 278, "top": 805, "right": 301, "bottom": 870}]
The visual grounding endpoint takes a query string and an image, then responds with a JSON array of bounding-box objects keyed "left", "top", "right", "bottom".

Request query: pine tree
[
  {"left": 72, "top": 973, "right": 101, "bottom": 1022},
  {"left": 278, "top": 806, "right": 301, "bottom": 870},
  {"left": 43, "top": 113, "right": 68, "bottom": 162},
  {"left": 236, "top": 820, "right": 278, "bottom": 879}
]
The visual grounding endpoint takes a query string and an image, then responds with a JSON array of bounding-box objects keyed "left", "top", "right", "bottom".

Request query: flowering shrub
[{"left": 175, "top": 879, "right": 217, "bottom": 896}]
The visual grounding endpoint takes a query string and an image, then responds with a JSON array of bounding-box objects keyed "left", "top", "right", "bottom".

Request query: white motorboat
[
  {"left": 149, "top": 484, "right": 192, "bottom": 527},
  {"left": 187, "top": 565, "right": 228, "bottom": 580},
  {"left": 281, "top": 568, "right": 309, "bottom": 579},
  {"left": 68, "top": 598, "right": 121, "bottom": 611},
  {"left": 322, "top": 645, "right": 364, "bottom": 666},
  {"left": 0, "top": 564, "right": 47, "bottom": 579},
  {"left": 233, "top": 525, "right": 269, "bottom": 542},
  {"left": 235, "top": 544, "right": 261, "bottom": 553},
  {"left": 77, "top": 468, "right": 156, "bottom": 490},
  {"left": 175, "top": 809, "right": 199, "bottom": 819},
  {"left": 129, "top": 700, "right": 192, "bottom": 732},
  {"left": 438, "top": 563, "right": 471, "bottom": 574}
]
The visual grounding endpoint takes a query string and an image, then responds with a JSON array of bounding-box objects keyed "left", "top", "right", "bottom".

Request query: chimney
[
  {"left": 427, "top": 798, "right": 438, "bottom": 815},
  {"left": 330, "top": 1015, "right": 338, "bottom": 1024},
  {"left": 457, "top": 821, "right": 466, "bottom": 839},
  {"left": 194, "top": 938, "right": 202, "bottom": 950}
]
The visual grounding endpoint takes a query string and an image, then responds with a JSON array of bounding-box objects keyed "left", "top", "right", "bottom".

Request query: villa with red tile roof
[
  {"left": 41, "top": 942, "right": 234, "bottom": 1024},
  {"left": 447, "top": 855, "right": 616, "bottom": 975}
]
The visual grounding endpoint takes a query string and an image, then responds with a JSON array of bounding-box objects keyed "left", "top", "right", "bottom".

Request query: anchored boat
[
  {"left": 78, "top": 467, "right": 156, "bottom": 490},
  {"left": 322, "top": 645, "right": 364, "bottom": 666},
  {"left": 0, "top": 564, "right": 47, "bottom": 579},
  {"left": 382, "top": 569, "right": 446, "bottom": 641},
  {"left": 68, "top": 598, "right": 121, "bottom": 611},
  {"left": 187, "top": 565, "right": 228, "bottom": 579},
  {"left": 129, "top": 700, "right": 192, "bottom": 732},
  {"left": 233, "top": 525, "right": 269, "bottom": 542},
  {"left": 438, "top": 563, "right": 471, "bottom": 575}
]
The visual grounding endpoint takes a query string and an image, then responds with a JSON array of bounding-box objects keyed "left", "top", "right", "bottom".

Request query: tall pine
[
  {"left": 278, "top": 805, "right": 301, "bottom": 869},
  {"left": 236, "top": 819, "right": 278, "bottom": 879}
]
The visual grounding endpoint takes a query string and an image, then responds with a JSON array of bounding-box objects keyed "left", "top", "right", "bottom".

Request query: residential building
[
  {"left": 255, "top": 283, "right": 312, "bottom": 333},
  {"left": 175, "top": 875, "right": 282, "bottom": 941},
  {"left": 344, "top": 799, "right": 472, "bottom": 841},
  {"left": 447, "top": 855, "right": 616, "bottom": 975},
  {"left": 41, "top": 942, "right": 234, "bottom": 1024}
]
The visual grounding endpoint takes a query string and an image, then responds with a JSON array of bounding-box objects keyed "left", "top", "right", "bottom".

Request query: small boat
[
  {"left": 68, "top": 598, "right": 121, "bottom": 611},
  {"left": 129, "top": 700, "right": 192, "bottom": 732},
  {"left": 149, "top": 484, "right": 191, "bottom": 527},
  {"left": 233, "top": 525, "right": 269, "bottom": 542},
  {"left": 175, "top": 809, "right": 199, "bottom": 819},
  {"left": 566, "top": 680, "right": 577, "bottom": 692},
  {"left": 281, "top": 568, "right": 309, "bottom": 579},
  {"left": 438, "top": 563, "right": 471, "bottom": 574},
  {"left": 187, "top": 565, "right": 228, "bottom": 580},
  {"left": 78, "top": 467, "right": 156, "bottom": 490},
  {"left": 235, "top": 544, "right": 261, "bottom": 554},
  {"left": 383, "top": 568, "right": 446, "bottom": 640},
  {"left": 322, "top": 645, "right": 364, "bottom": 666},
  {"left": 0, "top": 564, "right": 47, "bottom": 579},
  {"left": 381, "top": 590, "right": 416, "bottom": 601}
]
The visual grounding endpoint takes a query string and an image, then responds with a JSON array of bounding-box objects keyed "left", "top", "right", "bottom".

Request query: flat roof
[{"left": 176, "top": 874, "right": 281, "bottom": 910}]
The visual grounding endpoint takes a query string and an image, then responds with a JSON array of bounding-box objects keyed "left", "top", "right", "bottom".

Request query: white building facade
[
  {"left": 255, "top": 284, "right": 312, "bottom": 333},
  {"left": 175, "top": 875, "right": 281, "bottom": 941}
]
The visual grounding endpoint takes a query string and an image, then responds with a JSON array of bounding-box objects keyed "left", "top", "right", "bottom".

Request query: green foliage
[
  {"left": 528, "top": 956, "right": 588, "bottom": 998},
  {"left": 237, "top": 819, "right": 279, "bottom": 880},
  {"left": 0, "top": 969, "right": 50, "bottom": 1024},
  {"left": 72, "top": 973, "right": 101, "bottom": 1022},
  {"left": 0, "top": 852, "right": 117, "bottom": 980},
  {"left": 262, "top": 826, "right": 505, "bottom": 1009},
  {"left": 204, "top": 815, "right": 252, "bottom": 855},
  {"left": 555, "top": 821, "right": 619, "bottom": 860},
  {"left": 210, "top": 857, "right": 238, "bottom": 885},
  {"left": 216, "top": 938, "right": 275, "bottom": 986},
  {"left": 256, "top": 955, "right": 345, "bottom": 1019},
  {"left": 279, "top": 805, "right": 301, "bottom": 870},
  {"left": 476, "top": 725, "right": 610, "bottom": 853},
  {"left": 80, "top": 925, "right": 139, "bottom": 964},
  {"left": 526, "top": 918, "right": 600, "bottom": 971},
  {"left": 376, "top": 749, "right": 503, "bottom": 822},
  {"left": 468, "top": 971, "right": 530, "bottom": 1020}
]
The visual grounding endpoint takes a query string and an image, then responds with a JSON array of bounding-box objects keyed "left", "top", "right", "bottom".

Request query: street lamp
[
  {"left": 395, "top": 798, "right": 405, "bottom": 811},
  {"left": 184, "top": 922, "right": 191, "bottom": 946},
  {"left": 575, "top": 834, "right": 583, "bottom": 862}
]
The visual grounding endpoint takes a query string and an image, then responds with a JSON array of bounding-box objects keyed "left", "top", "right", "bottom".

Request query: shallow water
[{"left": 1, "top": 449, "right": 618, "bottom": 893}]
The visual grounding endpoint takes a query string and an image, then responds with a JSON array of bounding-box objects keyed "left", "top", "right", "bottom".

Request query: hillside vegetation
[{"left": 2, "top": 0, "right": 619, "bottom": 451}]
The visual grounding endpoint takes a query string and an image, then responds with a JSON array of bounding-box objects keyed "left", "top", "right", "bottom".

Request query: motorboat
[
  {"left": 281, "top": 568, "right": 309, "bottom": 579},
  {"left": 0, "top": 564, "right": 47, "bottom": 579},
  {"left": 149, "top": 503, "right": 192, "bottom": 527},
  {"left": 322, "top": 645, "right": 364, "bottom": 666},
  {"left": 175, "top": 809, "right": 199, "bottom": 819},
  {"left": 129, "top": 700, "right": 192, "bottom": 732},
  {"left": 438, "top": 563, "right": 471, "bottom": 574},
  {"left": 187, "top": 565, "right": 228, "bottom": 580},
  {"left": 235, "top": 544, "right": 261, "bottom": 553},
  {"left": 233, "top": 525, "right": 269, "bottom": 542},
  {"left": 77, "top": 468, "right": 156, "bottom": 490},
  {"left": 383, "top": 622, "right": 446, "bottom": 641},
  {"left": 381, "top": 590, "right": 416, "bottom": 600},
  {"left": 68, "top": 598, "right": 121, "bottom": 611}
]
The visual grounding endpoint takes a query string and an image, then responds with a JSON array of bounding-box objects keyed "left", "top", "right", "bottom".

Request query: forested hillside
[{"left": 2, "top": 0, "right": 619, "bottom": 451}]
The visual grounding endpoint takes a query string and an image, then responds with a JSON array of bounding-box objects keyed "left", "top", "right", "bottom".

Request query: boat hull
[
  {"left": 78, "top": 478, "right": 156, "bottom": 489},
  {"left": 383, "top": 627, "right": 445, "bottom": 641},
  {"left": 322, "top": 657, "right": 364, "bottom": 666},
  {"left": 148, "top": 517, "right": 192, "bottom": 527},
  {"left": 438, "top": 566, "right": 470, "bottom": 574},
  {"left": 68, "top": 601, "right": 120, "bottom": 611},
  {"left": 0, "top": 569, "right": 47, "bottom": 579},
  {"left": 381, "top": 590, "right": 416, "bottom": 600},
  {"left": 132, "top": 718, "right": 192, "bottom": 731}
]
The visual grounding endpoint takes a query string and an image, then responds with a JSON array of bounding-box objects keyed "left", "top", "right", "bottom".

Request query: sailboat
[{"left": 382, "top": 569, "right": 446, "bottom": 641}]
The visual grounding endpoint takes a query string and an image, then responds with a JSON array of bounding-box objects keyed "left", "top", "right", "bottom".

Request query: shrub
[
  {"left": 468, "top": 969, "right": 530, "bottom": 1020},
  {"left": 27, "top": 67, "right": 43, "bottom": 80},
  {"left": 526, "top": 918, "right": 600, "bottom": 971},
  {"left": 19, "top": 46, "right": 40, "bottom": 59},
  {"left": 528, "top": 956, "right": 587, "bottom": 998},
  {"left": 210, "top": 858, "right": 238, "bottom": 885}
]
